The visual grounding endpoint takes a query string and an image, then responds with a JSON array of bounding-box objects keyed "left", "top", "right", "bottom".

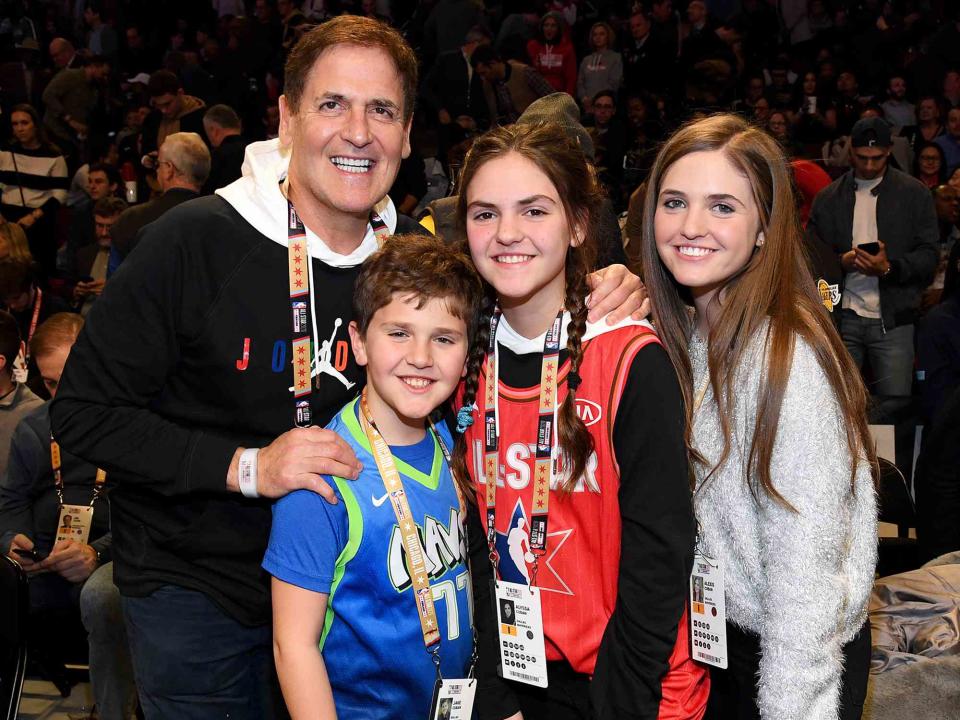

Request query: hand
[
  {"left": 853, "top": 241, "right": 890, "bottom": 277},
  {"left": 230, "top": 427, "right": 362, "bottom": 503},
  {"left": 86, "top": 279, "right": 106, "bottom": 296},
  {"left": 7, "top": 533, "right": 45, "bottom": 575},
  {"left": 17, "top": 213, "right": 36, "bottom": 229},
  {"left": 41, "top": 540, "right": 98, "bottom": 583},
  {"left": 67, "top": 118, "right": 88, "bottom": 135},
  {"left": 840, "top": 249, "right": 858, "bottom": 272},
  {"left": 585, "top": 264, "right": 650, "bottom": 323},
  {"left": 438, "top": 109, "right": 452, "bottom": 125},
  {"left": 73, "top": 281, "right": 93, "bottom": 301}
]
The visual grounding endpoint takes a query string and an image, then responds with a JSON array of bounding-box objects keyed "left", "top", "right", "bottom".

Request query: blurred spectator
[
  {"left": 0, "top": 309, "right": 42, "bottom": 476},
  {"left": 47, "top": 38, "right": 80, "bottom": 72},
  {"left": 526, "top": 12, "right": 576, "bottom": 96},
  {"left": 83, "top": 1, "right": 118, "bottom": 63},
  {"left": 278, "top": 0, "right": 310, "bottom": 57},
  {"left": 925, "top": 184, "right": 960, "bottom": 310},
  {"left": 901, "top": 95, "right": 946, "bottom": 156},
  {"left": 73, "top": 196, "right": 125, "bottom": 316},
  {"left": 472, "top": 45, "right": 554, "bottom": 126},
  {"left": 943, "top": 69, "right": 960, "bottom": 110},
  {"left": 882, "top": 74, "right": 917, "bottom": 131},
  {"left": 789, "top": 70, "right": 837, "bottom": 146},
  {"left": 140, "top": 70, "right": 209, "bottom": 160},
  {"left": 650, "top": 0, "right": 680, "bottom": 62},
  {"left": 682, "top": 0, "right": 729, "bottom": 70},
  {"left": 422, "top": 0, "right": 486, "bottom": 63},
  {"left": 621, "top": 92, "right": 661, "bottom": 192},
  {"left": 0, "top": 104, "right": 69, "bottom": 277},
  {"left": 41, "top": 55, "right": 111, "bottom": 161},
  {"left": 112, "top": 132, "right": 210, "bottom": 261},
  {"left": 120, "top": 25, "right": 158, "bottom": 79},
  {"left": 766, "top": 110, "right": 801, "bottom": 156},
  {"left": 950, "top": 167, "right": 960, "bottom": 192},
  {"left": 808, "top": 117, "right": 939, "bottom": 401},
  {"left": 0, "top": 257, "right": 72, "bottom": 400},
  {"left": 0, "top": 221, "right": 33, "bottom": 262},
  {"left": 388, "top": 148, "right": 428, "bottom": 216},
  {"left": 262, "top": 104, "right": 280, "bottom": 140},
  {"left": 914, "top": 141, "right": 948, "bottom": 189},
  {"left": 833, "top": 68, "right": 867, "bottom": 136},
  {"left": 935, "top": 106, "right": 960, "bottom": 176},
  {"left": 623, "top": 10, "right": 671, "bottom": 96},
  {"left": 202, "top": 105, "right": 247, "bottom": 195},
  {"left": 577, "top": 22, "right": 622, "bottom": 113},
  {"left": 61, "top": 162, "right": 120, "bottom": 280},
  {"left": 588, "top": 90, "right": 626, "bottom": 200}
]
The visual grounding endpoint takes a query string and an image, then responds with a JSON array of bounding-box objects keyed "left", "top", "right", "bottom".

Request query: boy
[{"left": 263, "top": 235, "right": 482, "bottom": 719}]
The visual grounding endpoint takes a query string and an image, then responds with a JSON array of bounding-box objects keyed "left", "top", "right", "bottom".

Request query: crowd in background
[{"left": 0, "top": 0, "right": 959, "bottom": 718}]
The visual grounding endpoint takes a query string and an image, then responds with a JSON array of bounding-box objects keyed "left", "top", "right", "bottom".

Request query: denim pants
[
  {"left": 121, "top": 584, "right": 281, "bottom": 720},
  {"left": 839, "top": 310, "right": 914, "bottom": 397}
]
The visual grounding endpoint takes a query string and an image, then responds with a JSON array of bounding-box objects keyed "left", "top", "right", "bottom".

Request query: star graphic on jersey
[{"left": 494, "top": 499, "right": 573, "bottom": 595}]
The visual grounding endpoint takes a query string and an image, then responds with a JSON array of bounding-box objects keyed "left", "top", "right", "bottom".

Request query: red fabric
[
  {"left": 791, "top": 159, "right": 832, "bottom": 226},
  {"left": 526, "top": 38, "right": 577, "bottom": 96},
  {"left": 462, "top": 324, "right": 708, "bottom": 717}
]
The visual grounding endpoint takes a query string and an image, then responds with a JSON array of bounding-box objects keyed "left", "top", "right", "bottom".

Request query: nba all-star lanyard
[
  {"left": 50, "top": 436, "right": 106, "bottom": 506},
  {"left": 286, "top": 199, "right": 390, "bottom": 427},
  {"left": 358, "top": 388, "right": 473, "bottom": 674},
  {"left": 484, "top": 308, "right": 564, "bottom": 585}
]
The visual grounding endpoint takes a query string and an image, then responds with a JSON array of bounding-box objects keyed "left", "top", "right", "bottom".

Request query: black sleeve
[
  {"left": 590, "top": 343, "right": 696, "bottom": 720},
  {"left": 50, "top": 214, "right": 238, "bottom": 496},
  {"left": 469, "top": 500, "right": 521, "bottom": 720}
]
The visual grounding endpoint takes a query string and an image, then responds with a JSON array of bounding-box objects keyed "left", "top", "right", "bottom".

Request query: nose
[
  {"left": 406, "top": 337, "right": 434, "bottom": 369},
  {"left": 341, "top": 104, "right": 372, "bottom": 148},
  {"left": 680, "top": 205, "right": 707, "bottom": 240},
  {"left": 495, "top": 213, "right": 522, "bottom": 246}
]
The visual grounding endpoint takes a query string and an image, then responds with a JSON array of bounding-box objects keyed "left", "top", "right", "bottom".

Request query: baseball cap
[
  {"left": 850, "top": 117, "right": 892, "bottom": 148},
  {"left": 517, "top": 93, "right": 595, "bottom": 163}
]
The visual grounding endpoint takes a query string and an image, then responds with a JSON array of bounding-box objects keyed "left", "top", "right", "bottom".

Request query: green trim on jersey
[
  {"left": 340, "top": 397, "right": 442, "bottom": 490},
  {"left": 319, "top": 477, "right": 363, "bottom": 650}
]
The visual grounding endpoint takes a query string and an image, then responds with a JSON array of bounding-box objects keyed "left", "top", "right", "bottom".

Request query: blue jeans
[
  {"left": 840, "top": 310, "right": 915, "bottom": 397},
  {"left": 121, "top": 585, "right": 280, "bottom": 720}
]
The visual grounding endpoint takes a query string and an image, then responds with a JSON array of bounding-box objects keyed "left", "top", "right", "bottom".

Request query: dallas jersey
[{"left": 264, "top": 398, "right": 473, "bottom": 719}]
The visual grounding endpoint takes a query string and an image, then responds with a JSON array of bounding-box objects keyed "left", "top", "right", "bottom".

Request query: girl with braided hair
[{"left": 452, "top": 122, "right": 708, "bottom": 720}]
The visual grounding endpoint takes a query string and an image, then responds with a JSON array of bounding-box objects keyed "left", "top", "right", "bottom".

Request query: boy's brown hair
[{"left": 352, "top": 234, "right": 482, "bottom": 340}]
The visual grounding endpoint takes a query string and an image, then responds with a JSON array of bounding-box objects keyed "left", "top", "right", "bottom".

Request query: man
[
  {"left": 73, "top": 196, "right": 126, "bottom": 315},
  {"left": 808, "top": 117, "right": 939, "bottom": 401},
  {"left": 121, "top": 25, "right": 158, "bottom": 78},
  {"left": 111, "top": 132, "right": 210, "bottom": 259},
  {"left": 277, "top": 0, "right": 310, "bottom": 56},
  {"left": 41, "top": 55, "right": 111, "bottom": 155},
  {"left": 935, "top": 106, "right": 960, "bottom": 176},
  {"left": 834, "top": 69, "right": 866, "bottom": 136},
  {"left": 201, "top": 104, "right": 248, "bottom": 194},
  {"left": 51, "top": 17, "right": 640, "bottom": 719},
  {"left": 881, "top": 74, "right": 916, "bottom": 131},
  {"left": 140, "top": 70, "right": 209, "bottom": 158},
  {"left": 471, "top": 44, "right": 555, "bottom": 125},
  {"left": 589, "top": 90, "right": 626, "bottom": 197},
  {"left": 48, "top": 38, "right": 80, "bottom": 72},
  {"left": 63, "top": 163, "right": 119, "bottom": 275},
  {"left": 0, "top": 310, "right": 42, "bottom": 476},
  {"left": 623, "top": 10, "right": 671, "bottom": 94},
  {"left": 83, "top": 1, "right": 118, "bottom": 62},
  {"left": 926, "top": 184, "right": 960, "bottom": 309}
]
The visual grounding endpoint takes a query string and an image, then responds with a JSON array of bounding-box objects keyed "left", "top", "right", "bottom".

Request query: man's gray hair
[
  {"left": 159, "top": 132, "right": 211, "bottom": 188},
  {"left": 203, "top": 104, "right": 241, "bottom": 131}
]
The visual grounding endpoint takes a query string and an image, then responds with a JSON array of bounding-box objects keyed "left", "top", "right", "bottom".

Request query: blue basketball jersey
[{"left": 320, "top": 399, "right": 473, "bottom": 718}]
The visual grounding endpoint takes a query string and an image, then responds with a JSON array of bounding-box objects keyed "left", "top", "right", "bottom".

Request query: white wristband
[{"left": 238, "top": 448, "right": 260, "bottom": 498}]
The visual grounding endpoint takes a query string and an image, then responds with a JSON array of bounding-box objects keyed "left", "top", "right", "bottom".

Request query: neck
[
  {"left": 0, "top": 373, "right": 14, "bottom": 398},
  {"left": 500, "top": 282, "right": 566, "bottom": 339},
  {"left": 692, "top": 285, "right": 721, "bottom": 337},
  {"left": 162, "top": 180, "right": 198, "bottom": 194},
  {"left": 287, "top": 179, "right": 368, "bottom": 255},
  {"left": 364, "top": 389, "right": 427, "bottom": 446}
]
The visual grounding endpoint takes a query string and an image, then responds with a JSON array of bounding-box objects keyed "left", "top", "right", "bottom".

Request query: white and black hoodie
[{"left": 51, "top": 139, "right": 422, "bottom": 625}]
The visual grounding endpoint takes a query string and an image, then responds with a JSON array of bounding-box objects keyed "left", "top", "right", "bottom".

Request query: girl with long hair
[
  {"left": 576, "top": 22, "right": 622, "bottom": 114},
  {"left": 454, "top": 122, "right": 708, "bottom": 720},
  {"left": 640, "top": 113, "right": 877, "bottom": 720}
]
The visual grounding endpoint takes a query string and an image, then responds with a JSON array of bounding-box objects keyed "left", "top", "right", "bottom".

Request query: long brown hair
[
  {"left": 640, "top": 113, "right": 874, "bottom": 506},
  {"left": 451, "top": 123, "right": 603, "bottom": 496}
]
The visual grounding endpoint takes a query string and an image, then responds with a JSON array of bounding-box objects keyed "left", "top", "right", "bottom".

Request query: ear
[
  {"left": 347, "top": 320, "right": 368, "bottom": 367},
  {"left": 278, "top": 95, "right": 294, "bottom": 147},
  {"left": 401, "top": 116, "right": 412, "bottom": 161},
  {"left": 756, "top": 231, "right": 765, "bottom": 248}
]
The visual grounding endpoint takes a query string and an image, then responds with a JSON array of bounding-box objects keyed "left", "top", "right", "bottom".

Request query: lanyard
[
  {"left": 51, "top": 436, "right": 106, "bottom": 506},
  {"left": 24, "top": 288, "right": 42, "bottom": 364},
  {"left": 483, "top": 309, "right": 564, "bottom": 585},
  {"left": 285, "top": 199, "right": 391, "bottom": 428}
]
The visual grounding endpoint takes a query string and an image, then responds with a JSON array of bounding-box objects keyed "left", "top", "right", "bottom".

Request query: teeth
[
  {"left": 331, "top": 157, "right": 373, "bottom": 173},
  {"left": 401, "top": 378, "right": 431, "bottom": 388},
  {"left": 678, "top": 246, "right": 714, "bottom": 257},
  {"left": 495, "top": 255, "right": 532, "bottom": 264}
]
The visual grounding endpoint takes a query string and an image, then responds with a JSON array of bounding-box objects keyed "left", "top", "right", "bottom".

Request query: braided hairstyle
[{"left": 451, "top": 123, "right": 604, "bottom": 496}]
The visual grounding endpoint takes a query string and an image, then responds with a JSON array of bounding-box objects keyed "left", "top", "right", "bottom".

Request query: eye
[
  {"left": 712, "top": 202, "right": 735, "bottom": 214},
  {"left": 371, "top": 105, "right": 396, "bottom": 119},
  {"left": 471, "top": 210, "right": 495, "bottom": 222},
  {"left": 319, "top": 100, "right": 342, "bottom": 112},
  {"left": 662, "top": 197, "right": 685, "bottom": 210},
  {"left": 387, "top": 329, "right": 409, "bottom": 339},
  {"left": 434, "top": 336, "right": 457, "bottom": 345},
  {"left": 524, "top": 207, "right": 548, "bottom": 217}
]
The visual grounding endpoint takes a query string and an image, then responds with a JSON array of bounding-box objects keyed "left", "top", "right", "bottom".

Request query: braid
[
  {"left": 452, "top": 292, "right": 494, "bottom": 502},
  {"left": 557, "top": 252, "right": 594, "bottom": 493}
]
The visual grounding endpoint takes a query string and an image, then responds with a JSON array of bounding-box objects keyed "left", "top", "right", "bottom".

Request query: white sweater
[{"left": 689, "top": 328, "right": 877, "bottom": 720}]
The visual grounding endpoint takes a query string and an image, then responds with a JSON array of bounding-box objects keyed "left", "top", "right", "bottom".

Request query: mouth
[
  {"left": 399, "top": 376, "right": 435, "bottom": 391},
  {"left": 675, "top": 245, "right": 717, "bottom": 258},
  {"left": 493, "top": 254, "right": 534, "bottom": 265},
  {"left": 330, "top": 156, "right": 374, "bottom": 174}
]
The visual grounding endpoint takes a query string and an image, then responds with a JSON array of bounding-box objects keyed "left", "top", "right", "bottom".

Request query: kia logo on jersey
[{"left": 575, "top": 398, "right": 602, "bottom": 427}]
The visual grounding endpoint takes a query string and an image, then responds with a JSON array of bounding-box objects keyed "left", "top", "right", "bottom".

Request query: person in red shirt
[{"left": 526, "top": 12, "right": 576, "bottom": 96}]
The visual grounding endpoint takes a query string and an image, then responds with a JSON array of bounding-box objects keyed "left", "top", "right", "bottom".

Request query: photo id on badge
[
  {"left": 429, "top": 678, "right": 476, "bottom": 720},
  {"left": 690, "top": 548, "right": 727, "bottom": 669},
  {"left": 493, "top": 580, "right": 548, "bottom": 687},
  {"left": 56, "top": 504, "right": 94, "bottom": 545}
]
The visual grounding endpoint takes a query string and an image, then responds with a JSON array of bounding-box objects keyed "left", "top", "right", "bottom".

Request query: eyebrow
[
  {"left": 466, "top": 194, "right": 558, "bottom": 209},
  {"left": 659, "top": 189, "right": 747, "bottom": 206},
  {"left": 383, "top": 321, "right": 464, "bottom": 336},
  {"left": 316, "top": 93, "right": 401, "bottom": 112}
]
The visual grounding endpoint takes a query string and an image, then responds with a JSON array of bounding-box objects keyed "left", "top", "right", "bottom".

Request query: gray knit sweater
[{"left": 689, "top": 328, "right": 877, "bottom": 720}]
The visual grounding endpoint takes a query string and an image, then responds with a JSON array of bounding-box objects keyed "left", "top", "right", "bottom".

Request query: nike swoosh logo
[{"left": 372, "top": 492, "right": 389, "bottom": 507}]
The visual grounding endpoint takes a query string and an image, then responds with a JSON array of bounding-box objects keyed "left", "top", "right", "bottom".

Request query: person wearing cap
[{"left": 808, "top": 116, "right": 939, "bottom": 404}]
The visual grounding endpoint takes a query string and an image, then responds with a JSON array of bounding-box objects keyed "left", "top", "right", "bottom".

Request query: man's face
[
  {"left": 948, "top": 108, "right": 960, "bottom": 139},
  {"left": 279, "top": 45, "right": 412, "bottom": 226},
  {"left": 36, "top": 344, "right": 71, "bottom": 398},
  {"left": 94, "top": 213, "right": 120, "bottom": 247},
  {"left": 89, "top": 63, "right": 110, "bottom": 84},
  {"left": 126, "top": 27, "right": 143, "bottom": 48},
  {"left": 475, "top": 61, "right": 496, "bottom": 82},
  {"left": 593, "top": 96, "right": 615, "bottom": 126},
  {"left": 888, "top": 76, "right": 906, "bottom": 100},
  {"left": 50, "top": 42, "right": 72, "bottom": 68},
  {"left": 935, "top": 187, "right": 959, "bottom": 224},
  {"left": 152, "top": 91, "right": 183, "bottom": 120},
  {"left": 837, "top": 72, "right": 857, "bottom": 95},
  {"left": 87, "top": 170, "right": 114, "bottom": 200},
  {"left": 687, "top": 1, "right": 706, "bottom": 25},
  {"left": 747, "top": 77, "right": 764, "bottom": 100},
  {"left": 918, "top": 98, "right": 939, "bottom": 122},
  {"left": 850, "top": 146, "right": 890, "bottom": 180},
  {"left": 945, "top": 71, "right": 960, "bottom": 96},
  {"left": 630, "top": 14, "right": 650, "bottom": 40},
  {"left": 652, "top": 0, "right": 672, "bottom": 22}
]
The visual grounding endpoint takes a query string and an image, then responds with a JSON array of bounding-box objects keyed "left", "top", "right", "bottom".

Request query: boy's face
[{"left": 349, "top": 294, "right": 469, "bottom": 441}]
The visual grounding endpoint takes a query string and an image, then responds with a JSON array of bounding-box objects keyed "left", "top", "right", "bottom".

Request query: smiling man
[{"left": 50, "top": 16, "right": 641, "bottom": 720}]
